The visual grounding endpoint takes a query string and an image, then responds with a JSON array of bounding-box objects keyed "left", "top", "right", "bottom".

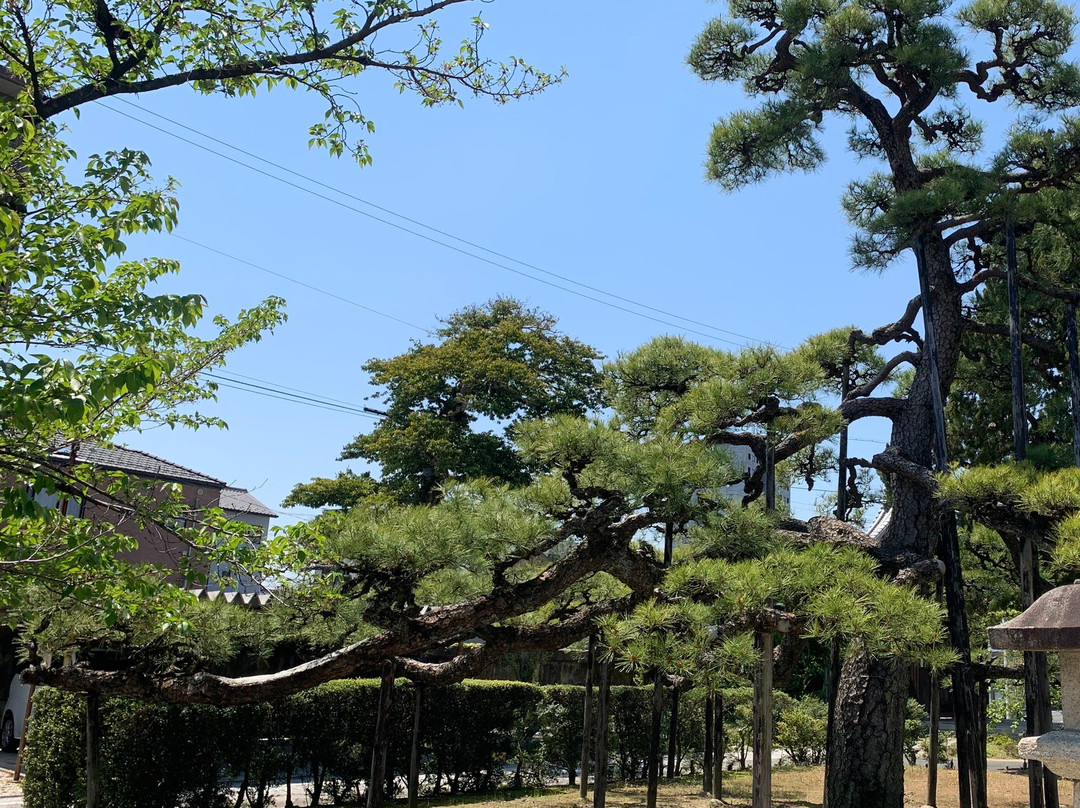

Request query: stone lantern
[{"left": 988, "top": 582, "right": 1080, "bottom": 807}]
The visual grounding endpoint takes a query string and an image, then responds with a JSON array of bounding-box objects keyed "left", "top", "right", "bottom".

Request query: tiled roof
[
  {"left": 220, "top": 486, "right": 278, "bottom": 518},
  {"left": 50, "top": 443, "right": 224, "bottom": 488},
  {"left": 867, "top": 507, "right": 891, "bottom": 540},
  {"left": 187, "top": 588, "right": 273, "bottom": 608}
]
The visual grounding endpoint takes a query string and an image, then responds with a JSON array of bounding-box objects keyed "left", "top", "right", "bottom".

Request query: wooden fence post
[{"left": 752, "top": 631, "right": 774, "bottom": 808}]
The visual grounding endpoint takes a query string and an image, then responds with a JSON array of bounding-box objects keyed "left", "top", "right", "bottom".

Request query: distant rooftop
[
  {"left": 220, "top": 486, "right": 278, "bottom": 518},
  {"left": 50, "top": 443, "right": 225, "bottom": 488}
]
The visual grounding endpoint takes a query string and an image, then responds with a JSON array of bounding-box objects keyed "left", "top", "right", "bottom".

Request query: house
[{"left": 37, "top": 442, "right": 276, "bottom": 592}]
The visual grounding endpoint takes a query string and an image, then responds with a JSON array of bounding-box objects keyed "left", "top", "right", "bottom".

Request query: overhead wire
[
  {"left": 174, "top": 235, "right": 432, "bottom": 335},
  {"left": 98, "top": 98, "right": 784, "bottom": 350}
]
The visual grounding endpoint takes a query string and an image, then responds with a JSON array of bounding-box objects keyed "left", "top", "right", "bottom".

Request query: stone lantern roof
[{"left": 988, "top": 582, "right": 1080, "bottom": 652}]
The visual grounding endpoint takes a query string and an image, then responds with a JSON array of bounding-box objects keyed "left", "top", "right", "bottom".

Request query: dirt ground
[{"left": 416, "top": 768, "right": 1036, "bottom": 808}]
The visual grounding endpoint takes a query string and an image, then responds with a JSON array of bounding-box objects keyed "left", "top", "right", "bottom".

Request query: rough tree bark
[
  {"left": 825, "top": 655, "right": 907, "bottom": 808},
  {"left": 828, "top": 227, "right": 973, "bottom": 808}
]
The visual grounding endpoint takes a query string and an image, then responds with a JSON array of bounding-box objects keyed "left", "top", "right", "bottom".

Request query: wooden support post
[
  {"left": 1006, "top": 222, "right": 1028, "bottom": 462},
  {"left": 928, "top": 671, "right": 940, "bottom": 807},
  {"left": 703, "top": 693, "right": 714, "bottom": 795},
  {"left": 752, "top": 631, "right": 774, "bottom": 808},
  {"left": 1009, "top": 223, "right": 1059, "bottom": 808},
  {"left": 367, "top": 661, "right": 395, "bottom": 808},
  {"left": 764, "top": 443, "right": 776, "bottom": 513},
  {"left": 86, "top": 692, "right": 102, "bottom": 808},
  {"left": 667, "top": 685, "right": 679, "bottom": 779},
  {"left": 1067, "top": 304, "right": 1080, "bottom": 469},
  {"left": 580, "top": 633, "right": 596, "bottom": 801},
  {"left": 914, "top": 234, "right": 984, "bottom": 808},
  {"left": 823, "top": 639, "right": 842, "bottom": 808},
  {"left": 593, "top": 662, "right": 611, "bottom": 808},
  {"left": 663, "top": 520, "right": 674, "bottom": 569},
  {"left": 409, "top": 685, "right": 423, "bottom": 808},
  {"left": 836, "top": 357, "right": 851, "bottom": 521},
  {"left": 713, "top": 691, "right": 723, "bottom": 800},
  {"left": 647, "top": 672, "right": 664, "bottom": 808}
]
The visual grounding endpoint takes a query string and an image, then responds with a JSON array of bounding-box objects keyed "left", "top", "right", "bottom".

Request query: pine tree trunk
[
  {"left": 826, "top": 655, "right": 906, "bottom": 808},
  {"left": 827, "top": 231, "right": 978, "bottom": 808}
]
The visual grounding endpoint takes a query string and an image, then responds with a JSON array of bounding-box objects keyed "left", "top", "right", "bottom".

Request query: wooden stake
[
  {"left": 928, "top": 670, "right": 940, "bottom": 807},
  {"left": 823, "top": 639, "right": 841, "bottom": 808},
  {"left": 86, "top": 692, "right": 101, "bottom": 808},
  {"left": 647, "top": 672, "right": 664, "bottom": 808},
  {"left": 1007, "top": 222, "right": 1028, "bottom": 462},
  {"left": 367, "top": 661, "right": 395, "bottom": 808},
  {"left": 593, "top": 662, "right": 611, "bottom": 808},
  {"left": 579, "top": 633, "right": 596, "bottom": 801},
  {"left": 836, "top": 356, "right": 851, "bottom": 521},
  {"left": 409, "top": 685, "right": 423, "bottom": 808},
  {"left": 1067, "top": 304, "right": 1080, "bottom": 469},
  {"left": 713, "top": 691, "right": 723, "bottom": 800},
  {"left": 764, "top": 442, "right": 776, "bottom": 513},
  {"left": 703, "top": 693, "right": 714, "bottom": 795},
  {"left": 667, "top": 685, "right": 679, "bottom": 779},
  {"left": 752, "top": 631, "right": 774, "bottom": 808}
]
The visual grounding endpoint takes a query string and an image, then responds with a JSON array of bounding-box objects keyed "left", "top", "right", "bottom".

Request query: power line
[
  {"left": 212, "top": 369, "right": 365, "bottom": 409},
  {"left": 203, "top": 372, "right": 378, "bottom": 419},
  {"left": 99, "top": 99, "right": 782, "bottom": 350},
  {"left": 173, "top": 234, "right": 431, "bottom": 335}
]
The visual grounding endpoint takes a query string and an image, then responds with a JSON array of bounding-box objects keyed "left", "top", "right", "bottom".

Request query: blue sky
[{"left": 58, "top": 0, "right": 921, "bottom": 522}]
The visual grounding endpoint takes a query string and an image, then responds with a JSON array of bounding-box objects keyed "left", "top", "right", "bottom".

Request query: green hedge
[{"left": 23, "top": 679, "right": 677, "bottom": 808}]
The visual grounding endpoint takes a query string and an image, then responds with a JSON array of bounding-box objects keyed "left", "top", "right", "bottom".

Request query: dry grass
[{"left": 415, "top": 767, "right": 1035, "bottom": 808}]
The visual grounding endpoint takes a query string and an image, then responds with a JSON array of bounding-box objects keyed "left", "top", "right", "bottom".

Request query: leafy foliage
[
  {"left": 0, "top": 95, "right": 285, "bottom": 626},
  {"left": 291, "top": 299, "right": 604, "bottom": 507},
  {"left": 3, "top": 0, "right": 562, "bottom": 161}
]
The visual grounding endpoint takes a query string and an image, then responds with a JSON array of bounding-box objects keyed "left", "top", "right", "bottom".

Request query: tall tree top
[{"left": 289, "top": 298, "right": 604, "bottom": 508}]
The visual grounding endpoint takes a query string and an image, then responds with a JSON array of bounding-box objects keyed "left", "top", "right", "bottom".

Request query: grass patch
[{"left": 406, "top": 766, "right": 1032, "bottom": 808}]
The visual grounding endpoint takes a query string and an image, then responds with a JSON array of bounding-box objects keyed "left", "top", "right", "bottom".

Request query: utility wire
[
  {"left": 99, "top": 99, "right": 781, "bottom": 350},
  {"left": 211, "top": 369, "right": 365, "bottom": 409},
  {"left": 173, "top": 234, "right": 431, "bottom": 335},
  {"left": 202, "top": 372, "right": 378, "bottom": 419}
]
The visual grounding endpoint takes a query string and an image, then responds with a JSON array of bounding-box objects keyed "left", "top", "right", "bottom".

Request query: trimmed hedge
[{"left": 24, "top": 680, "right": 682, "bottom": 808}]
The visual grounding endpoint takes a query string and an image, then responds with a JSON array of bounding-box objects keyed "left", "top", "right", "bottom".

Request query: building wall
[
  {"left": 719, "top": 443, "right": 791, "bottom": 509},
  {"left": 210, "top": 510, "right": 272, "bottom": 594},
  {"left": 79, "top": 480, "right": 222, "bottom": 575}
]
